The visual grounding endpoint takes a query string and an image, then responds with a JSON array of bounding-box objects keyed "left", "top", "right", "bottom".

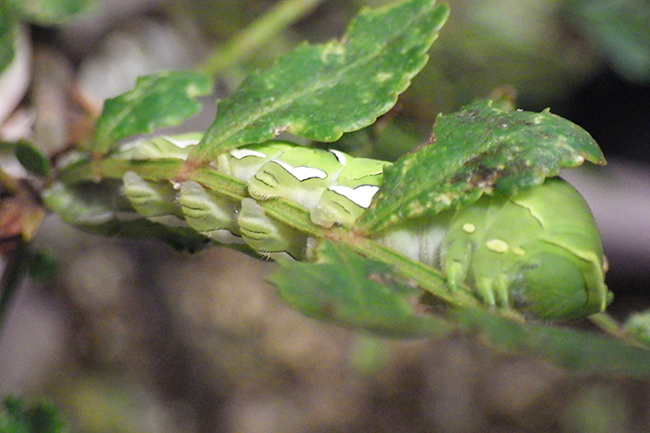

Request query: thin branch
[
  {"left": 199, "top": 0, "right": 325, "bottom": 76},
  {"left": 0, "top": 239, "right": 29, "bottom": 335}
]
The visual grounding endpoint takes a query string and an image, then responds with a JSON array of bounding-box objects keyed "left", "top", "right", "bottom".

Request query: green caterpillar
[{"left": 48, "top": 134, "right": 611, "bottom": 320}]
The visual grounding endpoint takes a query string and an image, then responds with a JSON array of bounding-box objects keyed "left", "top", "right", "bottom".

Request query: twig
[{"left": 199, "top": 0, "right": 325, "bottom": 76}]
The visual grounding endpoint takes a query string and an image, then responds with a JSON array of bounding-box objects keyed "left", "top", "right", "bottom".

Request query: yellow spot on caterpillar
[
  {"left": 462, "top": 223, "right": 475, "bottom": 234},
  {"left": 513, "top": 247, "right": 526, "bottom": 256},
  {"left": 486, "top": 239, "right": 508, "bottom": 253}
]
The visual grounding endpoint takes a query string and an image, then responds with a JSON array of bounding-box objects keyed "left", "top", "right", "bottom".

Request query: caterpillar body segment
[
  {"left": 238, "top": 198, "right": 307, "bottom": 260},
  {"left": 215, "top": 142, "right": 296, "bottom": 183},
  {"left": 311, "top": 156, "right": 390, "bottom": 228},
  {"left": 122, "top": 172, "right": 180, "bottom": 218},
  {"left": 372, "top": 211, "right": 452, "bottom": 269},
  {"left": 248, "top": 147, "right": 346, "bottom": 209},
  {"left": 178, "top": 181, "right": 245, "bottom": 245}
]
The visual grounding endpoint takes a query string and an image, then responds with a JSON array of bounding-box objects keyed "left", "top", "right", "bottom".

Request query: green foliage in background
[
  {"left": 0, "top": 0, "right": 95, "bottom": 75},
  {"left": 0, "top": 397, "right": 68, "bottom": 433},
  {"left": 567, "top": 0, "right": 650, "bottom": 82}
]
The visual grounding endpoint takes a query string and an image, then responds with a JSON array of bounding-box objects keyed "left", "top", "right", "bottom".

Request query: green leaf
[
  {"left": 456, "top": 308, "right": 650, "bottom": 379},
  {"left": 93, "top": 71, "right": 213, "bottom": 155},
  {"left": 14, "top": 142, "right": 50, "bottom": 176},
  {"left": 358, "top": 100, "right": 606, "bottom": 233},
  {"left": 191, "top": 0, "right": 450, "bottom": 161},
  {"left": 268, "top": 240, "right": 453, "bottom": 337},
  {"left": 11, "top": 0, "right": 96, "bottom": 25}
]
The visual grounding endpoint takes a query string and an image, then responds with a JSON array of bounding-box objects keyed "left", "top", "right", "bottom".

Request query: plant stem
[
  {"left": 259, "top": 195, "right": 488, "bottom": 312},
  {"left": 56, "top": 158, "right": 184, "bottom": 184},
  {"left": 0, "top": 240, "right": 29, "bottom": 335},
  {"left": 185, "top": 166, "right": 466, "bottom": 307},
  {"left": 199, "top": 0, "right": 325, "bottom": 76},
  {"left": 56, "top": 157, "right": 523, "bottom": 321}
]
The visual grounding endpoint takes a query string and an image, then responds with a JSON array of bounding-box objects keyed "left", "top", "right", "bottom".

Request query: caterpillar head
[{"left": 442, "top": 178, "right": 612, "bottom": 320}]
